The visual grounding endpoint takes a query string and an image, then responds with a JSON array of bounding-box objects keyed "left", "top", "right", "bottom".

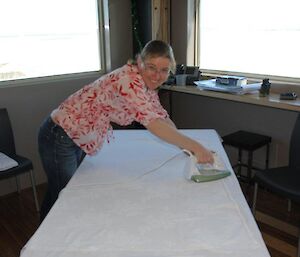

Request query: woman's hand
[{"left": 191, "top": 144, "right": 214, "bottom": 164}]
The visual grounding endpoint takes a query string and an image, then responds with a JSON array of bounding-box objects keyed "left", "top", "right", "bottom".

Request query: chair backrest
[
  {"left": 0, "top": 108, "right": 16, "bottom": 156},
  {"left": 289, "top": 113, "right": 300, "bottom": 168}
]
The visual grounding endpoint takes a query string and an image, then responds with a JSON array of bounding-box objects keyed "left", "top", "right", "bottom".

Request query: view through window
[
  {"left": 0, "top": 0, "right": 104, "bottom": 82},
  {"left": 197, "top": 0, "right": 300, "bottom": 82}
]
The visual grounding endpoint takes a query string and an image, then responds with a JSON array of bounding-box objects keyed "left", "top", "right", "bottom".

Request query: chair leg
[
  {"left": 288, "top": 199, "right": 292, "bottom": 212},
  {"left": 265, "top": 144, "right": 270, "bottom": 169},
  {"left": 15, "top": 176, "right": 21, "bottom": 193},
  {"left": 298, "top": 231, "right": 300, "bottom": 257},
  {"left": 297, "top": 232, "right": 300, "bottom": 257},
  {"left": 252, "top": 182, "right": 258, "bottom": 215},
  {"left": 247, "top": 151, "right": 253, "bottom": 182},
  {"left": 237, "top": 148, "right": 242, "bottom": 177},
  {"left": 29, "top": 170, "right": 40, "bottom": 212}
]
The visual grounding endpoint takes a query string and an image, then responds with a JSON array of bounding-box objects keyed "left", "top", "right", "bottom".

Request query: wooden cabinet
[{"left": 152, "top": 0, "right": 170, "bottom": 42}]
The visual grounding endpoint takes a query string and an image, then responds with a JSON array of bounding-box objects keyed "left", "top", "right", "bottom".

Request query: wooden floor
[
  {"left": 241, "top": 182, "right": 300, "bottom": 257},
  {"left": 0, "top": 184, "right": 46, "bottom": 257},
  {"left": 0, "top": 182, "right": 299, "bottom": 257}
]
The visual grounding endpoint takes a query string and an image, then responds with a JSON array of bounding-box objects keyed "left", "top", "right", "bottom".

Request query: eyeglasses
[{"left": 144, "top": 63, "right": 170, "bottom": 77}]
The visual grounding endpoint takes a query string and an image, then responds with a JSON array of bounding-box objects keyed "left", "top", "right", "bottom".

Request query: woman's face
[{"left": 138, "top": 57, "right": 171, "bottom": 90}]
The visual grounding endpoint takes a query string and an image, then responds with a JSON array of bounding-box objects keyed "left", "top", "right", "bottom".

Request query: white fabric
[
  {"left": 20, "top": 130, "right": 270, "bottom": 257},
  {"left": 0, "top": 152, "right": 18, "bottom": 171}
]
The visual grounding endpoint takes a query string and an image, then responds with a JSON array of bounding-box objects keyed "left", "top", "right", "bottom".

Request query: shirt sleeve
[{"left": 134, "top": 89, "right": 169, "bottom": 126}]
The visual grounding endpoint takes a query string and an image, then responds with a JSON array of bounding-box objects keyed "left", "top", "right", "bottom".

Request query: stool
[{"left": 222, "top": 130, "right": 272, "bottom": 183}]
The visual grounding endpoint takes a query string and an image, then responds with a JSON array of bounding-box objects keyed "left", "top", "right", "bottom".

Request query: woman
[{"left": 38, "top": 40, "right": 213, "bottom": 221}]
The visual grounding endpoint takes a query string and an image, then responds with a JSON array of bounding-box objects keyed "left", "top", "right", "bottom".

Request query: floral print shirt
[{"left": 51, "top": 63, "right": 169, "bottom": 155}]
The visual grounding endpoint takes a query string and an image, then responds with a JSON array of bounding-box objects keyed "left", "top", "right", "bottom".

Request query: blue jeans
[{"left": 38, "top": 116, "right": 85, "bottom": 221}]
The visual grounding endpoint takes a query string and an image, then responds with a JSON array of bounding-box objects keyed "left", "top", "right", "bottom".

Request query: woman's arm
[
  {"left": 145, "top": 118, "right": 213, "bottom": 164},
  {"left": 164, "top": 117, "right": 177, "bottom": 128}
]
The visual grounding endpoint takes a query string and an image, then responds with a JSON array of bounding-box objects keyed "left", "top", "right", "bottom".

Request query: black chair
[
  {"left": 252, "top": 113, "right": 300, "bottom": 257},
  {"left": 0, "top": 108, "right": 39, "bottom": 212},
  {"left": 222, "top": 130, "right": 271, "bottom": 183}
]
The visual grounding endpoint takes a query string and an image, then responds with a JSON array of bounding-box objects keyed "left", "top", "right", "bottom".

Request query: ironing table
[{"left": 20, "top": 129, "right": 270, "bottom": 257}]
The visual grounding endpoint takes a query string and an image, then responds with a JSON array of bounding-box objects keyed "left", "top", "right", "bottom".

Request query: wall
[
  {"left": 170, "top": 0, "right": 188, "bottom": 64},
  {"left": 0, "top": 0, "right": 133, "bottom": 196},
  {"left": 109, "top": 0, "right": 133, "bottom": 69}
]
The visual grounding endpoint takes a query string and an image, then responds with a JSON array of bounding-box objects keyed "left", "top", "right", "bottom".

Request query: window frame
[{"left": 0, "top": 0, "right": 110, "bottom": 88}]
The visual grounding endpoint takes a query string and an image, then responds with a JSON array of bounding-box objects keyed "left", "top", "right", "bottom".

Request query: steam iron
[{"left": 183, "top": 150, "right": 231, "bottom": 183}]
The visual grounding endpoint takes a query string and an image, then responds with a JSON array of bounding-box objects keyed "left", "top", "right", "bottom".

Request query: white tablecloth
[{"left": 21, "top": 129, "right": 270, "bottom": 257}]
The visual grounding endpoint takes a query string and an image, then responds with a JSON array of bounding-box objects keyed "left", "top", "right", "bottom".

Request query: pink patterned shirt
[{"left": 51, "top": 63, "right": 169, "bottom": 155}]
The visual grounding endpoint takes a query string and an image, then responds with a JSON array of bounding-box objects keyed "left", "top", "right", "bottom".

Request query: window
[
  {"left": 0, "top": 0, "right": 108, "bottom": 82},
  {"left": 196, "top": 0, "right": 300, "bottom": 83}
]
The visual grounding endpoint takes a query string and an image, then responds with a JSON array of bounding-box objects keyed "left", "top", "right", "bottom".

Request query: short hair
[{"left": 140, "top": 40, "right": 176, "bottom": 73}]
